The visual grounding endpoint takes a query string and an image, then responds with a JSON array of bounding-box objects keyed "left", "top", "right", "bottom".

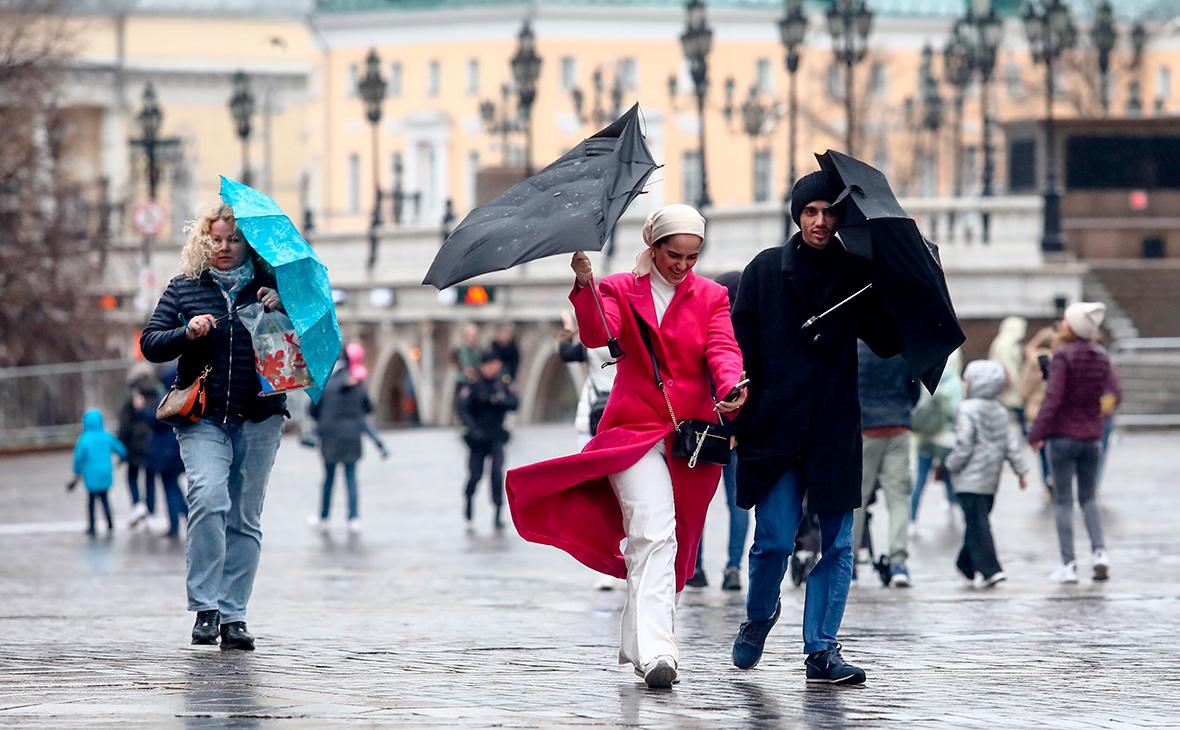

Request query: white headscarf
[{"left": 634, "top": 203, "right": 706, "bottom": 276}]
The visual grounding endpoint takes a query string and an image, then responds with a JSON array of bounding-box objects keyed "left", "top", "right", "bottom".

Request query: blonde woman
[{"left": 140, "top": 204, "right": 286, "bottom": 650}]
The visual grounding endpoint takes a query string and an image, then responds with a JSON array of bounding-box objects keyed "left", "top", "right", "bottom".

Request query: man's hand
[
  {"left": 257, "top": 286, "right": 282, "bottom": 311},
  {"left": 185, "top": 314, "right": 217, "bottom": 340},
  {"left": 1019, "top": 475, "right": 1028, "bottom": 490},
  {"left": 571, "top": 252, "right": 592, "bottom": 287},
  {"left": 131, "top": 392, "right": 146, "bottom": 411}
]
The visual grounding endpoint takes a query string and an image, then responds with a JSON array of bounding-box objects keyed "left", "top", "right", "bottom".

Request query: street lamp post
[
  {"left": 1090, "top": 0, "right": 1116, "bottom": 115},
  {"left": 1023, "top": 0, "right": 1077, "bottom": 254},
  {"left": 228, "top": 71, "right": 255, "bottom": 186},
  {"left": 955, "top": 0, "right": 1002, "bottom": 242},
  {"left": 779, "top": 0, "right": 807, "bottom": 238},
  {"left": 128, "top": 82, "right": 179, "bottom": 264},
  {"left": 944, "top": 31, "right": 971, "bottom": 200},
  {"left": 570, "top": 64, "right": 625, "bottom": 127},
  {"left": 358, "top": 48, "right": 387, "bottom": 270},
  {"left": 511, "top": 20, "right": 542, "bottom": 177},
  {"left": 680, "top": 0, "right": 714, "bottom": 209},
  {"left": 919, "top": 44, "right": 945, "bottom": 196},
  {"left": 827, "top": 0, "right": 873, "bottom": 157}
]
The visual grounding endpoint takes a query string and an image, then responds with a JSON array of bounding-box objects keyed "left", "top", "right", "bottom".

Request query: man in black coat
[
  {"left": 457, "top": 351, "right": 519, "bottom": 529},
  {"left": 730, "top": 170, "right": 903, "bottom": 685}
]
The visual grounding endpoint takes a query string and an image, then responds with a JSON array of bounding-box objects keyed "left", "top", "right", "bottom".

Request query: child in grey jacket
[{"left": 946, "top": 360, "right": 1030, "bottom": 586}]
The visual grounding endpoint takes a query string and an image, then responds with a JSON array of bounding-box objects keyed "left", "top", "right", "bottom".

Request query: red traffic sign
[{"left": 132, "top": 200, "right": 166, "bottom": 236}]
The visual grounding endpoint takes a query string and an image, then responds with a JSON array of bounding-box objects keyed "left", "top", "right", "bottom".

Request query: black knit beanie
[{"left": 790, "top": 170, "right": 844, "bottom": 225}]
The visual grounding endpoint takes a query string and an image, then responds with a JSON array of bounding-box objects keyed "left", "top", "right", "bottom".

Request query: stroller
[{"left": 791, "top": 484, "right": 891, "bottom": 587}]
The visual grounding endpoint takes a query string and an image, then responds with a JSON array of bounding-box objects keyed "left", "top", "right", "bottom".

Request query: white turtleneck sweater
[{"left": 650, "top": 266, "right": 677, "bottom": 326}]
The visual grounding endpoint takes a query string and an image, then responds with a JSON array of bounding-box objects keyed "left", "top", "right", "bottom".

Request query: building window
[
  {"left": 753, "top": 148, "right": 772, "bottom": 202},
  {"left": 467, "top": 58, "right": 479, "bottom": 95},
  {"left": 467, "top": 151, "right": 480, "bottom": 209},
  {"left": 561, "top": 56, "right": 577, "bottom": 91},
  {"left": 427, "top": 60, "right": 440, "bottom": 97},
  {"left": 347, "top": 153, "right": 360, "bottom": 214},
  {"left": 962, "top": 145, "right": 978, "bottom": 195},
  {"left": 1004, "top": 58, "right": 1024, "bottom": 100},
  {"left": 682, "top": 150, "right": 702, "bottom": 205},
  {"left": 1156, "top": 65, "right": 1171, "bottom": 103},
  {"left": 348, "top": 63, "right": 359, "bottom": 96},
  {"left": 755, "top": 57, "right": 772, "bottom": 94},
  {"left": 826, "top": 65, "right": 841, "bottom": 99},
  {"left": 390, "top": 62, "right": 402, "bottom": 97},
  {"left": 620, "top": 57, "right": 638, "bottom": 91},
  {"left": 869, "top": 61, "right": 887, "bottom": 97}
]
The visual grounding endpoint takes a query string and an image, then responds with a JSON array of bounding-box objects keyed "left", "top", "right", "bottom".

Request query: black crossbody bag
[{"left": 635, "top": 317, "right": 730, "bottom": 468}]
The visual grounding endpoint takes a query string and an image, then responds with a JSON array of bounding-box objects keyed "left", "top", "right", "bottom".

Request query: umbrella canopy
[
  {"left": 422, "top": 103, "right": 657, "bottom": 289},
  {"left": 816, "top": 150, "right": 966, "bottom": 392},
  {"left": 219, "top": 175, "right": 341, "bottom": 402}
]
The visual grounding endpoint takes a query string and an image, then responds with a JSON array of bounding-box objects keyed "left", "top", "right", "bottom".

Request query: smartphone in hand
[{"left": 721, "top": 378, "right": 751, "bottom": 403}]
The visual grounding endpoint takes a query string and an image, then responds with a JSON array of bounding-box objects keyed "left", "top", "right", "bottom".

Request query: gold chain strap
[{"left": 658, "top": 381, "right": 680, "bottom": 432}]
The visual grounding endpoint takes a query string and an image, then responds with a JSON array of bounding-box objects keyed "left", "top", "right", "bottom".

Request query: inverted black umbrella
[
  {"left": 423, "top": 103, "right": 658, "bottom": 363},
  {"left": 804, "top": 150, "right": 965, "bottom": 392}
]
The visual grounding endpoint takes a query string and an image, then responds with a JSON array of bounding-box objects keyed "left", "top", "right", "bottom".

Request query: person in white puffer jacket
[{"left": 945, "top": 360, "right": 1030, "bottom": 587}]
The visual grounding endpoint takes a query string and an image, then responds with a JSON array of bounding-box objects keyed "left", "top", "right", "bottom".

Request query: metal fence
[
  {"left": 0, "top": 359, "right": 138, "bottom": 451},
  {"left": 1111, "top": 338, "right": 1180, "bottom": 428}
]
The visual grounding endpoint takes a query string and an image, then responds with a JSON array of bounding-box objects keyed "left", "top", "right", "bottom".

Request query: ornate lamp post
[
  {"left": 510, "top": 20, "right": 542, "bottom": 176},
  {"left": 1023, "top": 0, "right": 1077, "bottom": 254},
  {"left": 943, "top": 30, "right": 972, "bottom": 199},
  {"left": 571, "top": 65, "right": 625, "bottom": 127},
  {"left": 779, "top": 0, "right": 807, "bottom": 237},
  {"left": 955, "top": 0, "right": 1002, "bottom": 242},
  {"left": 827, "top": 0, "right": 873, "bottom": 156},
  {"left": 1090, "top": 0, "right": 1116, "bottom": 115},
  {"left": 919, "top": 44, "right": 945, "bottom": 195},
  {"left": 679, "top": 0, "right": 714, "bottom": 209},
  {"left": 228, "top": 71, "right": 255, "bottom": 186},
  {"left": 358, "top": 48, "right": 387, "bottom": 270}
]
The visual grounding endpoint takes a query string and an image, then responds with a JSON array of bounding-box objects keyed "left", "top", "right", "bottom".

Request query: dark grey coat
[
  {"left": 857, "top": 341, "right": 920, "bottom": 430},
  {"left": 732, "top": 235, "right": 903, "bottom": 514},
  {"left": 310, "top": 368, "right": 372, "bottom": 465}
]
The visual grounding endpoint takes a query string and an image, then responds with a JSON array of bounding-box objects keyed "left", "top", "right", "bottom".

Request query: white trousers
[{"left": 609, "top": 441, "right": 678, "bottom": 670}]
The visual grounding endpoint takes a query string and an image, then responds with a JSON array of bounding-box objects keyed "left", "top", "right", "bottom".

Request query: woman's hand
[
  {"left": 184, "top": 314, "right": 217, "bottom": 340},
  {"left": 571, "top": 252, "right": 592, "bottom": 288},
  {"left": 258, "top": 286, "right": 282, "bottom": 312},
  {"left": 716, "top": 372, "right": 748, "bottom": 415}
]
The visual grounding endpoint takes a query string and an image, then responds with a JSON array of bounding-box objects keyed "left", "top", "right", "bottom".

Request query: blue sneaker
[
  {"left": 805, "top": 644, "right": 866, "bottom": 685},
  {"left": 889, "top": 563, "right": 912, "bottom": 588},
  {"left": 732, "top": 601, "right": 781, "bottom": 669}
]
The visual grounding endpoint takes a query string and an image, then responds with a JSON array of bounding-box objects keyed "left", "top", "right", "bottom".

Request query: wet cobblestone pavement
[{"left": 1, "top": 425, "right": 1178, "bottom": 728}]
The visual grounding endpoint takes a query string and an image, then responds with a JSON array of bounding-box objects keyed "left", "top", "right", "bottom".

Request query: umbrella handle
[
  {"left": 801, "top": 283, "right": 873, "bottom": 336},
  {"left": 587, "top": 274, "right": 624, "bottom": 367}
]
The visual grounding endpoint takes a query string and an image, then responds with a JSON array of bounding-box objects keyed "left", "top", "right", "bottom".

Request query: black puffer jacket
[{"left": 140, "top": 269, "right": 286, "bottom": 424}]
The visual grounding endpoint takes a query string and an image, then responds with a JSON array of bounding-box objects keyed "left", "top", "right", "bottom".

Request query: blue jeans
[
  {"left": 695, "top": 453, "right": 749, "bottom": 572},
  {"left": 321, "top": 461, "right": 359, "bottom": 520},
  {"left": 176, "top": 416, "right": 283, "bottom": 623},
  {"left": 746, "top": 468, "right": 854, "bottom": 655},
  {"left": 910, "top": 446, "right": 955, "bottom": 521}
]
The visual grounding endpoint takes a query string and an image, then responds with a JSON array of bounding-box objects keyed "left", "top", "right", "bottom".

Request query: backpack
[
  {"left": 588, "top": 381, "right": 609, "bottom": 436},
  {"left": 911, "top": 390, "right": 950, "bottom": 439}
]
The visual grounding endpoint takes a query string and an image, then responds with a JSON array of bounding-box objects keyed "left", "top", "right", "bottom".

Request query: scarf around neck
[{"left": 207, "top": 258, "right": 255, "bottom": 302}]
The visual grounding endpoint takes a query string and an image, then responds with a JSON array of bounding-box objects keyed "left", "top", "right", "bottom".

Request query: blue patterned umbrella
[{"left": 219, "top": 176, "right": 341, "bottom": 402}]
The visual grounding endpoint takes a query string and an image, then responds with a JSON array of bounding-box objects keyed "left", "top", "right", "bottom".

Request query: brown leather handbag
[{"left": 156, "top": 365, "right": 212, "bottom": 426}]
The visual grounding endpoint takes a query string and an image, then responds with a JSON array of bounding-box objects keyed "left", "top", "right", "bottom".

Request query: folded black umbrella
[{"left": 810, "top": 150, "right": 966, "bottom": 392}]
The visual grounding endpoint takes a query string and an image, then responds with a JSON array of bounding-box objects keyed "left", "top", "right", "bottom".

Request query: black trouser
[
  {"left": 464, "top": 439, "right": 505, "bottom": 509},
  {"left": 126, "top": 462, "right": 142, "bottom": 505},
  {"left": 955, "top": 493, "right": 1001, "bottom": 580},
  {"left": 87, "top": 492, "right": 113, "bottom": 533}
]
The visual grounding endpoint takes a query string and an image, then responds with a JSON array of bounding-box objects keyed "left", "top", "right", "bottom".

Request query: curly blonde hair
[{"left": 179, "top": 204, "right": 237, "bottom": 278}]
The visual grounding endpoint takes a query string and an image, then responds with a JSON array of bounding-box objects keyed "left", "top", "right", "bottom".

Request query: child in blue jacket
[{"left": 70, "top": 408, "right": 127, "bottom": 536}]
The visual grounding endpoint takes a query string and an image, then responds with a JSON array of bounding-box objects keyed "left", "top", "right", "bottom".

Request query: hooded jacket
[
  {"left": 72, "top": 409, "right": 128, "bottom": 493},
  {"left": 945, "top": 361, "right": 1029, "bottom": 495},
  {"left": 987, "top": 316, "right": 1027, "bottom": 410}
]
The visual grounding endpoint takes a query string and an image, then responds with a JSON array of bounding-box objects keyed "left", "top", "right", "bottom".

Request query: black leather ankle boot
[
  {"left": 191, "top": 610, "right": 220, "bottom": 645},
  {"left": 219, "top": 621, "right": 255, "bottom": 651}
]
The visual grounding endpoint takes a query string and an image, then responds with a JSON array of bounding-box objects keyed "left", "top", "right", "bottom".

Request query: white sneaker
[
  {"left": 637, "top": 656, "right": 679, "bottom": 689},
  {"left": 1092, "top": 549, "right": 1110, "bottom": 581},
  {"left": 127, "top": 502, "right": 149, "bottom": 528},
  {"left": 347, "top": 518, "right": 362, "bottom": 535},
  {"left": 1050, "top": 561, "right": 1078, "bottom": 584},
  {"left": 983, "top": 571, "right": 1007, "bottom": 588},
  {"left": 306, "top": 514, "right": 328, "bottom": 533}
]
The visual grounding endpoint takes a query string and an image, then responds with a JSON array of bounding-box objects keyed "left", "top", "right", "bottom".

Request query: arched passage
[
  {"left": 528, "top": 350, "right": 579, "bottom": 424},
  {"left": 375, "top": 352, "right": 420, "bottom": 428}
]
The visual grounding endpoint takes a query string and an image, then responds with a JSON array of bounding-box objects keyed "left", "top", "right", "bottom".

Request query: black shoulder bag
[{"left": 635, "top": 317, "right": 730, "bottom": 468}]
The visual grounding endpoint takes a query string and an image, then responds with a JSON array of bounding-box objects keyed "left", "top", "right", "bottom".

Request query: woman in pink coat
[{"left": 506, "top": 204, "right": 746, "bottom": 689}]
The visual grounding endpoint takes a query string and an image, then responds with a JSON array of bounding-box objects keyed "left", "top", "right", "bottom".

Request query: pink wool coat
[{"left": 506, "top": 269, "right": 744, "bottom": 591}]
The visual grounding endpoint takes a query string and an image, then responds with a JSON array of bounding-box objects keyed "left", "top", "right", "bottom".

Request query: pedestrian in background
[
  {"left": 140, "top": 203, "right": 286, "bottom": 650},
  {"left": 1029, "top": 303, "right": 1119, "bottom": 584},
  {"left": 116, "top": 370, "right": 156, "bottom": 528},
  {"left": 143, "top": 369, "right": 188, "bottom": 537},
  {"left": 988, "top": 316, "right": 1028, "bottom": 431},
  {"left": 945, "top": 360, "right": 1029, "bottom": 587},
  {"left": 309, "top": 346, "right": 382, "bottom": 536},
  {"left": 458, "top": 351, "right": 519, "bottom": 530},
  {"left": 1019, "top": 332, "right": 1057, "bottom": 495},
  {"left": 507, "top": 204, "right": 745, "bottom": 689},
  {"left": 70, "top": 408, "right": 127, "bottom": 537},
  {"left": 910, "top": 349, "right": 962, "bottom": 529},
  {"left": 853, "top": 342, "right": 921, "bottom": 587},
  {"left": 490, "top": 323, "right": 521, "bottom": 383}
]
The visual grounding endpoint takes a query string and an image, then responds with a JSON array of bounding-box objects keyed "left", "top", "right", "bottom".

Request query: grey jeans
[
  {"left": 853, "top": 431, "right": 913, "bottom": 564},
  {"left": 1047, "top": 437, "right": 1105, "bottom": 564},
  {"left": 176, "top": 415, "right": 283, "bottom": 623}
]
